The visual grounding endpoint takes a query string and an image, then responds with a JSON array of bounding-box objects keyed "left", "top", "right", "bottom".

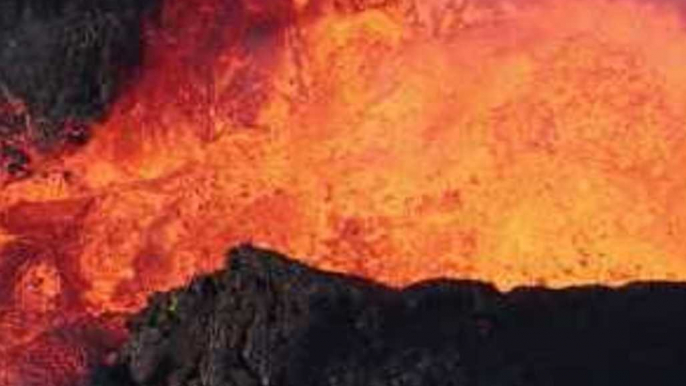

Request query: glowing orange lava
[{"left": 4, "top": 0, "right": 686, "bottom": 384}]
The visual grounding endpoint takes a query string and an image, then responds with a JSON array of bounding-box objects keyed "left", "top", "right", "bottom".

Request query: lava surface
[{"left": 4, "top": 0, "right": 686, "bottom": 384}]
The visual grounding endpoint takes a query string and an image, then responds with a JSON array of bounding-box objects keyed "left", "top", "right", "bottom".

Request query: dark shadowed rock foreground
[{"left": 89, "top": 245, "right": 686, "bottom": 386}]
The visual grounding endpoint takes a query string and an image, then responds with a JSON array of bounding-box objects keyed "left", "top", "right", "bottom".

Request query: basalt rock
[
  {"left": 88, "top": 245, "right": 686, "bottom": 386},
  {"left": 0, "top": 0, "right": 159, "bottom": 170}
]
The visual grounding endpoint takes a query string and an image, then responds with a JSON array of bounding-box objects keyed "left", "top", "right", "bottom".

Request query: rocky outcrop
[{"left": 88, "top": 245, "right": 686, "bottom": 386}]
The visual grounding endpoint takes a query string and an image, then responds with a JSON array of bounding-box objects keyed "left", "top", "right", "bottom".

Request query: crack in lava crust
[{"left": 4, "top": 0, "right": 686, "bottom": 384}]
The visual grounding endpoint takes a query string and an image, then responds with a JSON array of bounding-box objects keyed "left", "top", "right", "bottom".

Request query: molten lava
[{"left": 4, "top": 0, "right": 686, "bottom": 384}]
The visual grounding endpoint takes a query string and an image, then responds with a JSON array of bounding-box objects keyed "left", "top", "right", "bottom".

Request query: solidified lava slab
[{"left": 89, "top": 245, "right": 686, "bottom": 386}]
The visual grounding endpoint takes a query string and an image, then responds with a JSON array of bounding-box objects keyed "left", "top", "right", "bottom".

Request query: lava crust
[
  {"left": 0, "top": 0, "right": 158, "bottom": 175},
  {"left": 89, "top": 245, "right": 686, "bottom": 386}
]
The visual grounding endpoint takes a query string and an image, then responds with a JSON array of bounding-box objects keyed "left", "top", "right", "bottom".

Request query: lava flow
[{"left": 4, "top": 0, "right": 686, "bottom": 384}]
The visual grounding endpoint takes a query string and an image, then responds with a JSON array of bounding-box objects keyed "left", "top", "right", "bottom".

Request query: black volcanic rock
[
  {"left": 0, "top": 0, "right": 158, "bottom": 147},
  {"left": 89, "top": 245, "right": 686, "bottom": 386}
]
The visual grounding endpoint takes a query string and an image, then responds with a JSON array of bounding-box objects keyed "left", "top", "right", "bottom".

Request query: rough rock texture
[
  {"left": 89, "top": 245, "right": 686, "bottom": 386},
  {"left": 0, "top": 0, "right": 158, "bottom": 125},
  {"left": 0, "top": 0, "right": 158, "bottom": 175}
]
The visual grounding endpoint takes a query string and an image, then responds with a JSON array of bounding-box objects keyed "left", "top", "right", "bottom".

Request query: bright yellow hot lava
[{"left": 4, "top": 0, "right": 686, "bottom": 383}]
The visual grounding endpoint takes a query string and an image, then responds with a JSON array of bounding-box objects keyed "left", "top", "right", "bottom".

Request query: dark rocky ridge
[{"left": 89, "top": 245, "right": 686, "bottom": 386}]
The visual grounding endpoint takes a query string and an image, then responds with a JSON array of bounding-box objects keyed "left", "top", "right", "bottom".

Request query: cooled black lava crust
[
  {"left": 0, "top": 0, "right": 158, "bottom": 166},
  {"left": 89, "top": 245, "right": 686, "bottom": 386}
]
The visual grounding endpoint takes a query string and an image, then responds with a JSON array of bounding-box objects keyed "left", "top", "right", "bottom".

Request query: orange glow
[{"left": 4, "top": 0, "right": 686, "bottom": 383}]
